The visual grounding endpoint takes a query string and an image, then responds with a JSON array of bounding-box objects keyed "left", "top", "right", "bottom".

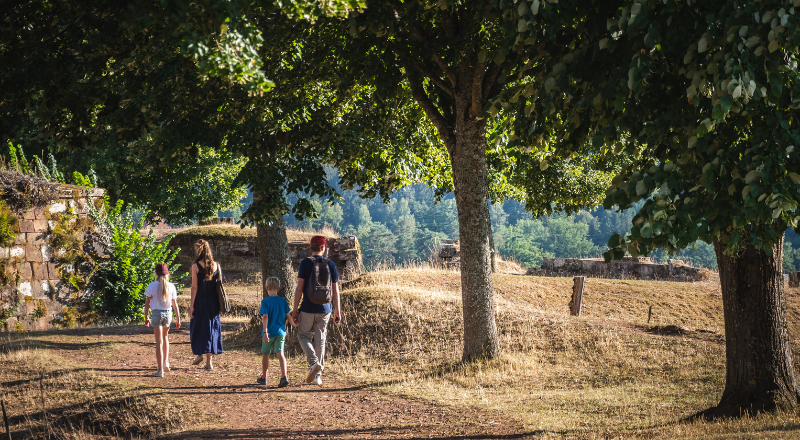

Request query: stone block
[
  {"left": 25, "top": 244, "right": 43, "bottom": 262},
  {"left": 541, "top": 258, "right": 554, "bottom": 270},
  {"left": 338, "top": 249, "right": 360, "bottom": 260},
  {"left": 48, "top": 263, "right": 59, "bottom": 279},
  {"left": 10, "top": 246, "right": 25, "bottom": 258},
  {"left": 20, "top": 263, "right": 32, "bottom": 281},
  {"left": 14, "top": 233, "right": 26, "bottom": 245},
  {"left": 28, "top": 232, "right": 50, "bottom": 247},
  {"left": 0, "top": 248, "right": 7, "bottom": 259},
  {"left": 23, "top": 209, "right": 36, "bottom": 220},
  {"left": 19, "top": 220, "right": 34, "bottom": 233},
  {"left": 552, "top": 258, "right": 566, "bottom": 268},
  {"left": 33, "top": 220, "right": 49, "bottom": 233},
  {"left": 30, "top": 279, "right": 45, "bottom": 297},
  {"left": 48, "top": 202, "right": 67, "bottom": 214},
  {"left": 31, "top": 262, "right": 47, "bottom": 281}
]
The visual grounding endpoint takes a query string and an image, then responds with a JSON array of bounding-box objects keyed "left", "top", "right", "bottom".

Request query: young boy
[{"left": 257, "top": 277, "right": 297, "bottom": 387}]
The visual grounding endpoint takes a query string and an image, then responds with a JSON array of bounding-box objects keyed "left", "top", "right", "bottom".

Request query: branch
[
  {"left": 483, "top": 62, "right": 504, "bottom": 102},
  {"left": 406, "top": 72, "right": 455, "bottom": 153},
  {"left": 395, "top": 50, "right": 454, "bottom": 98},
  {"left": 389, "top": 2, "right": 457, "bottom": 92},
  {"left": 470, "top": 60, "right": 488, "bottom": 118},
  {"left": 408, "top": 25, "right": 458, "bottom": 90}
]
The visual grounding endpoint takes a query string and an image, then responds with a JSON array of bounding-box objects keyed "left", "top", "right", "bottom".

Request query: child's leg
[
  {"left": 163, "top": 327, "right": 170, "bottom": 367},
  {"left": 261, "top": 354, "right": 269, "bottom": 378},
  {"left": 153, "top": 326, "right": 164, "bottom": 371},
  {"left": 276, "top": 352, "right": 287, "bottom": 378}
]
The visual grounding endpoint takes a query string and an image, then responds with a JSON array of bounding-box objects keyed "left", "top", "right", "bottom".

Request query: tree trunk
[
  {"left": 451, "top": 92, "right": 500, "bottom": 361},
  {"left": 703, "top": 234, "right": 799, "bottom": 418},
  {"left": 256, "top": 216, "right": 296, "bottom": 303}
]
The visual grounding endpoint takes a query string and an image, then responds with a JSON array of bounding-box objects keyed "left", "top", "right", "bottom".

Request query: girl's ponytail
[{"left": 156, "top": 274, "right": 169, "bottom": 302}]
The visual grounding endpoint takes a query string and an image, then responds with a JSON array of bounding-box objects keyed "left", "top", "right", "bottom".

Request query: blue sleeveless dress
[{"left": 190, "top": 262, "right": 223, "bottom": 355}]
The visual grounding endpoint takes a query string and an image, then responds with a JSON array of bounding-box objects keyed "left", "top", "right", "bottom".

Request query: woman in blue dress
[{"left": 189, "top": 239, "right": 223, "bottom": 368}]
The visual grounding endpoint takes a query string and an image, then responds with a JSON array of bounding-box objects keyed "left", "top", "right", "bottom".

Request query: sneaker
[
  {"left": 153, "top": 370, "right": 164, "bottom": 377},
  {"left": 256, "top": 376, "right": 267, "bottom": 386},
  {"left": 192, "top": 355, "right": 204, "bottom": 365},
  {"left": 204, "top": 364, "right": 213, "bottom": 370},
  {"left": 314, "top": 374, "right": 322, "bottom": 386},
  {"left": 278, "top": 377, "right": 289, "bottom": 388},
  {"left": 164, "top": 362, "right": 171, "bottom": 372},
  {"left": 305, "top": 363, "right": 322, "bottom": 384}
]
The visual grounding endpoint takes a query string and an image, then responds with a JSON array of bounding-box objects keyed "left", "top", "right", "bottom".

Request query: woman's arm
[
  {"left": 189, "top": 263, "right": 197, "bottom": 318},
  {"left": 143, "top": 297, "right": 151, "bottom": 327}
]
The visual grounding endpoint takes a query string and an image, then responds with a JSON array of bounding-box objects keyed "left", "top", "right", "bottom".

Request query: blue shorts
[{"left": 151, "top": 310, "right": 172, "bottom": 327}]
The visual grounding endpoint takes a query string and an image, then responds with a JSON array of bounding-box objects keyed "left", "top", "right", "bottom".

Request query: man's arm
[
  {"left": 332, "top": 282, "right": 341, "bottom": 324},
  {"left": 292, "top": 279, "right": 304, "bottom": 321}
]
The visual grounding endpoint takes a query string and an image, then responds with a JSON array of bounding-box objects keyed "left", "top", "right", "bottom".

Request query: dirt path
[{"left": 41, "top": 323, "right": 530, "bottom": 439}]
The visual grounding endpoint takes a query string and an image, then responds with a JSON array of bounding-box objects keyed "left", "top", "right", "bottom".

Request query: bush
[{"left": 88, "top": 199, "right": 186, "bottom": 323}]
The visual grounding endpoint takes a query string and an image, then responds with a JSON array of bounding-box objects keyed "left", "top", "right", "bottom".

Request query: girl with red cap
[{"left": 143, "top": 263, "right": 181, "bottom": 377}]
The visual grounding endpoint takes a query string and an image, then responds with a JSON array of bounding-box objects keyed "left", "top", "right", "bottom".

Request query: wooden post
[
  {"left": 570, "top": 276, "right": 585, "bottom": 316},
  {"left": 647, "top": 305, "right": 653, "bottom": 324},
  {"left": 1, "top": 399, "right": 10, "bottom": 440}
]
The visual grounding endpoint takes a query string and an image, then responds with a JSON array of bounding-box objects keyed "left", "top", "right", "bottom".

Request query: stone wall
[
  {"left": 2, "top": 185, "right": 104, "bottom": 331},
  {"left": 169, "top": 232, "right": 362, "bottom": 284},
  {"left": 527, "top": 256, "right": 709, "bottom": 281},
  {"left": 790, "top": 272, "right": 800, "bottom": 288}
]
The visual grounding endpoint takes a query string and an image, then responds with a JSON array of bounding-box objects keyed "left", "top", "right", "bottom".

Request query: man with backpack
[{"left": 292, "top": 235, "right": 341, "bottom": 386}]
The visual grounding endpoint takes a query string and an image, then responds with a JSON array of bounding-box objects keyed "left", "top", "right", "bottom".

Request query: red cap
[
  {"left": 155, "top": 263, "right": 169, "bottom": 276},
  {"left": 310, "top": 236, "right": 326, "bottom": 246}
]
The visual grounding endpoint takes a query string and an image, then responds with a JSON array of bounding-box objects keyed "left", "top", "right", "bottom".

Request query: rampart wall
[{"left": 2, "top": 185, "right": 104, "bottom": 330}]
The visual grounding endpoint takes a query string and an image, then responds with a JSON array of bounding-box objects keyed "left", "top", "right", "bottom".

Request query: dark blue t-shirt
[{"left": 298, "top": 256, "right": 338, "bottom": 314}]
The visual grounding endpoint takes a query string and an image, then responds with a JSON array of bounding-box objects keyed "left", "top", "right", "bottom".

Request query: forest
[{"left": 223, "top": 170, "right": 800, "bottom": 272}]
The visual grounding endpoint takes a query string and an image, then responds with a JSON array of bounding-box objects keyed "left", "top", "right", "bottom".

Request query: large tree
[
  {"left": 323, "top": 1, "right": 618, "bottom": 360},
  {"left": 502, "top": 0, "right": 800, "bottom": 416},
  {"left": 1, "top": 0, "right": 439, "bottom": 299}
]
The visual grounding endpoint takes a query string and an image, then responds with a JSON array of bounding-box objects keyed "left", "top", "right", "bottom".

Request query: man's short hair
[
  {"left": 265, "top": 277, "right": 281, "bottom": 291},
  {"left": 310, "top": 244, "right": 324, "bottom": 252}
]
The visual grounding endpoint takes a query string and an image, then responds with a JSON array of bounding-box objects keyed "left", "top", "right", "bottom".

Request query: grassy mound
[
  {"left": 172, "top": 225, "right": 338, "bottom": 243},
  {"left": 0, "top": 348, "right": 200, "bottom": 439}
]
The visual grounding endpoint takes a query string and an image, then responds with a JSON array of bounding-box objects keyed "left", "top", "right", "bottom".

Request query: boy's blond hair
[{"left": 265, "top": 277, "right": 281, "bottom": 291}]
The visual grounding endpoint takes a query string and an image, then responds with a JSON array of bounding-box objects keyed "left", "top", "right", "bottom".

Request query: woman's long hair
[
  {"left": 193, "top": 239, "right": 216, "bottom": 281},
  {"left": 156, "top": 273, "right": 170, "bottom": 302}
]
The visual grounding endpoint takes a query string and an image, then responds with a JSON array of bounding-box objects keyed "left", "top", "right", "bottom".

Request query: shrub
[{"left": 88, "top": 199, "right": 185, "bottom": 323}]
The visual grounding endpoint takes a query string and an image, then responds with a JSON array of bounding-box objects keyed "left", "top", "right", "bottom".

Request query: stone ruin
[
  {"left": 169, "top": 232, "right": 362, "bottom": 284},
  {"left": 527, "top": 256, "right": 709, "bottom": 281},
  {"left": 2, "top": 184, "right": 105, "bottom": 331},
  {"left": 790, "top": 272, "right": 800, "bottom": 288},
  {"left": 437, "top": 240, "right": 710, "bottom": 281}
]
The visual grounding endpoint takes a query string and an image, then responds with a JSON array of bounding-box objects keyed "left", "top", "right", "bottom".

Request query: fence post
[{"left": 570, "top": 276, "right": 586, "bottom": 316}]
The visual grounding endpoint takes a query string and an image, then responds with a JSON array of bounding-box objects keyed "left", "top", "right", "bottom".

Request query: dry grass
[
  {"left": 315, "top": 268, "right": 800, "bottom": 438},
  {"left": 0, "top": 345, "right": 202, "bottom": 439}
]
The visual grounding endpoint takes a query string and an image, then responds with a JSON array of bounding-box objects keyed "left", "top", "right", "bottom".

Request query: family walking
[{"left": 143, "top": 235, "right": 341, "bottom": 387}]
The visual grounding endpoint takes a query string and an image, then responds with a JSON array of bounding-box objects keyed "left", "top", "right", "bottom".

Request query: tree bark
[
  {"left": 449, "top": 68, "right": 500, "bottom": 361},
  {"left": 256, "top": 216, "right": 296, "bottom": 303},
  {"left": 702, "top": 233, "right": 799, "bottom": 418}
]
